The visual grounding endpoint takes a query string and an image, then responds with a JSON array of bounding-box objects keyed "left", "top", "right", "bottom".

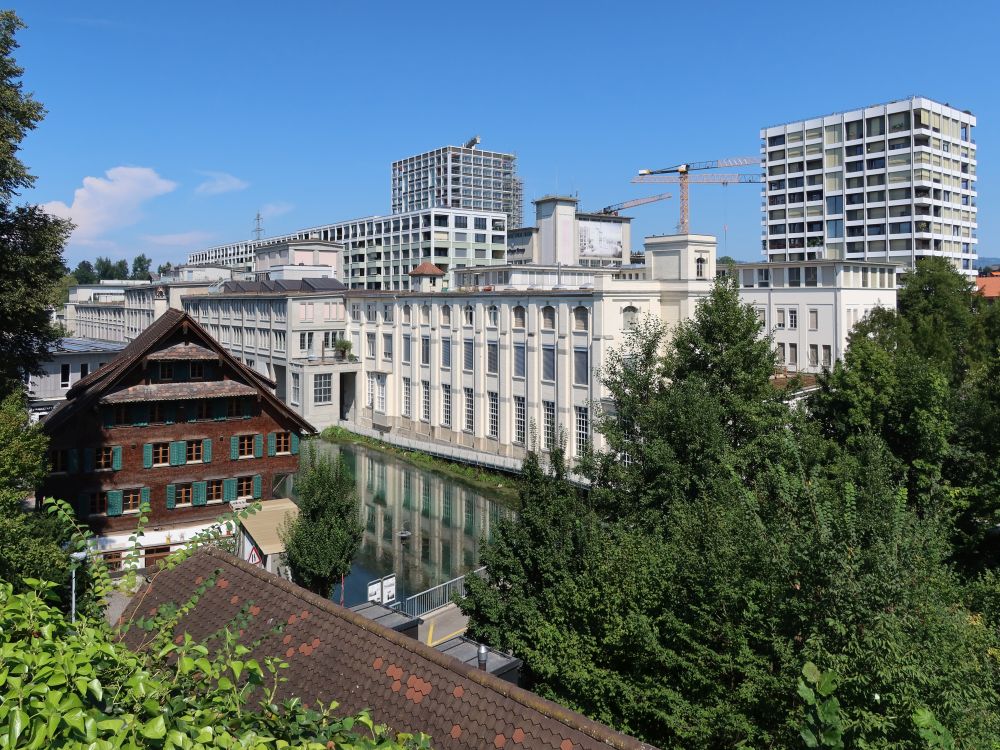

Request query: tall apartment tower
[
  {"left": 391, "top": 142, "right": 524, "bottom": 230},
  {"left": 760, "top": 97, "right": 977, "bottom": 275}
]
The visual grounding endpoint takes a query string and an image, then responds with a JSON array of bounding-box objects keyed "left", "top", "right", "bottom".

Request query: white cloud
[
  {"left": 260, "top": 201, "right": 293, "bottom": 219},
  {"left": 141, "top": 230, "right": 216, "bottom": 246},
  {"left": 195, "top": 171, "right": 250, "bottom": 195},
  {"left": 43, "top": 166, "right": 177, "bottom": 245}
]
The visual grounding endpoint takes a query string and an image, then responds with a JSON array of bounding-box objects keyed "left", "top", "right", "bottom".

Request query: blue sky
[{"left": 15, "top": 0, "right": 1000, "bottom": 268}]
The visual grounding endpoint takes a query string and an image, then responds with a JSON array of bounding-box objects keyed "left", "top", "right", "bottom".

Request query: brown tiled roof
[
  {"left": 45, "top": 309, "right": 315, "bottom": 436},
  {"left": 101, "top": 381, "right": 258, "bottom": 404},
  {"left": 409, "top": 261, "right": 446, "bottom": 277},
  {"left": 120, "top": 548, "right": 656, "bottom": 750},
  {"left": 146, "top": 342, "right": 218, "bottom": 360}
]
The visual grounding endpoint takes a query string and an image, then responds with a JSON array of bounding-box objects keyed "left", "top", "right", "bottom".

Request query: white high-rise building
[
  {"left": 760, "top": 96, "right": 977, "bottom": 275},
  {"left": 392, "top": 142, "right": 523, "bottom": 230}
]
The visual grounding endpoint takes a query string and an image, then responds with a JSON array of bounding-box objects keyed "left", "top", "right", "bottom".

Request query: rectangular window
[
  {"left": 487, "top": 342, "right": 499, "bottom": 374},
  {"left": 487, "top": 392, "right": 499, "bottom": 438},
  {"left": 542, "top": 346, "right": 556, "bottom": 381},
  {"left": 237, "top": 476, "right": 254, "bottom": 499},
  {"left": 366, "top": 333, "right": 376, "bottom": 358},
  {"left": 291, "top": 373, "right": 301, "bottom": 405},
  {"left": 80, "top": 363, "right": 89, "bottom": 378},
  {"left": 176, "top": 483, "right": 193, "bottom": 507},
  {"left": 376, "top": 373, "right": 386, "bottom": 413},
  {"left": 421, "top": 380, "right": 430, "bottom": 422},
  {"left": 402, "top": 335, "right": 411, "bottom": 364},
  {"left": 805, "top": 267, "right": 819, "bottom": 287},
  {"left": 89, "top": 491, "right": 107, "bottom": 516},
  {"left": 442, "top": 384, "right": 452, "bottom": 427},
  {"left": 152, "top": 442, "right": 169, "bottom": 466},
  {"left": 238, "top": 435, "right": 254, "bottom": 458},
  {"left": 207, "top": 479, "right": 223, "bottom": 503},
  {"left": 421, "top": 336, "right": 430, "bottom": 365},
  {"left": 809, "top": 309, "right": 819, "bottom": 330},
  {"left": 227, "top": 398, "right": 243, "bottom": 419},
  {"left": 402, "top": 377, "right": 411, "bottom": 417},
  {"left": 789, "top": 343, "right": 798, "bottom": 366},
  {"left": 463, "top": 340, "right": 474, "bottom": 372},
  {"left": 776, "top": 309, "right": 786, "bottom": 329},
  {"left": 299, "top": 332, "right": 314, "bottom": 353},
  {"left": 777, "top": 342, "right": 786, "bottom": 363},
  {"left": 95, "top": 446, "right": 114, "bottom": 470},
  {"left": 513, "top": 343, "right": 526, "bottom": 378},
  {"left": 542, "top": 401, "right": 556, "bottom": 450},
  {"left": 123, "top": 488, "right": 142, "bottom": 513},
  {"left": 573, "top": 348, "right": 588, "bottom": 385},
  {"left": 382, "top": 333, "right": 393, "bottom": 360},
  {"left": 464, "top": 387, "right": 474, "bottom": 432},
  {"left": 60, "top": 364, "right": 70, "bottom": 388},
  {"left": 822, "top": 345, "right": 832, "bottom": 367},
  {"left": 788, "top": 308, "right": 798, "bottom": 329},
  {"left": 575, "top": 406, "right": 590, "bottom": 455},
  {"left": 441, "top": 338, "right": 452, "bottom": 368},
  {"left": 313, "top": 374, "right": 332, "bottom": 405},
  {"left": 809, "top": 344, "right": 819, "bottom": 367},
  {"left": 274, "top": 432, "right": 291, "bottom": 454},
  {"left": 186, "top": 439, "right": 203, "bottom": 463},
  {"left": 514, "top": 395, "right": 526, "bottom": 444},
  {"left": 159, "top": 362, "right": 173, "bottom": 380},
  {"left": 474, "top": 217, "right": 487, "bottom": 230},
  {"left": 189, "top": 362, "right": 204, "bottom": 380}
]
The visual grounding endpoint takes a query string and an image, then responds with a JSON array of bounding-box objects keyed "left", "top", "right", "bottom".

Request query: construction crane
[
  {"left": 594, "top": 192, "right": 672, "bottom": 216},
  {"left": 633, "top": 157, "right": 761, "bottom": 234}
]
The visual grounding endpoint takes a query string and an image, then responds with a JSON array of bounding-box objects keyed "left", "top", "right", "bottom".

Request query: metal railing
[{"left": 391, "top": 566, "right": 486, "bottom": 618}]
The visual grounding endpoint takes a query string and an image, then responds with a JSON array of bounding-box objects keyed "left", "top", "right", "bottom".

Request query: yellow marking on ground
[{"left": 428, "top": 626, "right": 467, "bottom": 647}]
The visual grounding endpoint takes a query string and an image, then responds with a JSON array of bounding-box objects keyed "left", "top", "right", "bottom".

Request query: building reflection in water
[{"left": 314, "top": 441, "right": 515, "bottom": 606}]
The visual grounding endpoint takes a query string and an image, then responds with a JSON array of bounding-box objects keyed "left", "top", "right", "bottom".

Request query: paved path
[{"left": 418, "top": 603, "right": 469, "bottom": 646}]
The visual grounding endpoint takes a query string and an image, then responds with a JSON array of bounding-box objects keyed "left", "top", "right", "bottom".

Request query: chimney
[{"left": 477, "top": 644, "right": 488, "bottom": 671}]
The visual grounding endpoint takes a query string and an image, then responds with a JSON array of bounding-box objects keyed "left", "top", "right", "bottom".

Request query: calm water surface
[{"left": 310, "top": 441, "right": 515, "bottom": 607}]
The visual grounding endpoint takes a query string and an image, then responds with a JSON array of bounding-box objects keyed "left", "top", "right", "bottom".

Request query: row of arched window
[{"left": 398, "top": 303, "right": 591, "bottom": 332}]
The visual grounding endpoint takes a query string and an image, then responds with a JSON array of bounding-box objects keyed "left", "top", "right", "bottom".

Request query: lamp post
[{"left": 69, "top": 550, "right": 87, "bottom": 623}]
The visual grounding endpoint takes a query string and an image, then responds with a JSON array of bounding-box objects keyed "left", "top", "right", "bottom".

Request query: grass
[{"left": 320, "top": 426, "right": 521, "bottom": 505}]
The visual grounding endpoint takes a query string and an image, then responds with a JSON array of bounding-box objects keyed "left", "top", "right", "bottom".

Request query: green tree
[
  {"left": 130, "top": 252, "right": 152, "bottom": 280},
  {"left": 0, "top": 13, "right": 72, "bottom": 397},
  {"left": 71, "top": 259, "right": 97, "bottom": 284},
  {"left": 281, "top": 444, "right": 362, "bottom": 597},
  {"left": 94, "top": 255, "right": 130, "bottom": 280},
  {"left": 157, "top": 261, "right": 174, "bottom": 276}
]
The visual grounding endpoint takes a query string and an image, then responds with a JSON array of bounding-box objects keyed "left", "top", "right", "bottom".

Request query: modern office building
[
  {"left": 392, "top": 141, "right": 523, "bottom": 230},
  {"left": 734, "top": 260, "right": 899, "bottom": 374},
  {"left": 26, "top": 338, "right": 126, "bottom": 422},
  {"left": 760, "top": 96, "right": 977, "bottom": 275}
]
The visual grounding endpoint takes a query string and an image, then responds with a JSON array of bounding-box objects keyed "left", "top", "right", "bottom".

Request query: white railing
[{"left": 391, "top": 566, "right": 486, "bottom": 618}]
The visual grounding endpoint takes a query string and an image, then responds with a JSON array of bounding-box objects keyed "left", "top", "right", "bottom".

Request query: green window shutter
[
  {"left": 242, "top": 399, "right": 253, "bottom": 419},
  {"left": 102, "top": 408, "right": 114, "bottom": 429},
  {"left": 223, "top": 478, "right": 237, "bottom": 502},
  {"left": 67, "top": 449, "right": 79, "bottom": 473},
  {"left": 111, "top": 446, "right": 122, "bottom": 471},
  {"left": 76, "top": 492, "right": 88, "bottom": 517},
  {"left": 193, "top": 481, "right": 207, "bottom": 506},
  {"left": 142, "top": 444, "right": 153, "bottom": 469},
  {"left": 230, "top": 436, "right": 239, "bottom": 460},
  {"left": 84, "top": 449, "right": 96, "bottom": 473},
  {"left": 252, "top": 474, "right": 262, "bottom": 499},
  {"left": 290, "top": 433, "right": 300, "bottom": 455},
  {"left": 267, "top": 432, "right": 276, "bottom": 457},
  {"left": 202, "top": 438, "right": 212, "bottom": 464},
  {"left": 164, "top": 403, "right": 176, "bottom": 425},
  {"left": 107, "top": 490, "right": 123, "bottom": 517},
  {"left": 253, "top": 434, "right": 263, "bottom": 458},
  {"left": 176, "top": 362, "right": 189, "bottom": 380},
  {"left": 140, "top": 486, "right": 150, "bottom": 510},
  {"left": 213, "top": 399, "right": 227, "bottom": 421},
  {"left": 131, "top": 404, "right": 149, "bottom": 427},
  {"left": 165, "top": 484, "right": 176, "bottom": 509},
  {"left": 171, "top": 441, "right": 186, "bottom": 466}
]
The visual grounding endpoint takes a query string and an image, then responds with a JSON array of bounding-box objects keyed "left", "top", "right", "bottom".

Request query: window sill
[
  {"left": 153, "top": 463, "right": 169, "bottom": 468},
  {"left": 237, "top": 455, "right": 255, "bottom": 460}
]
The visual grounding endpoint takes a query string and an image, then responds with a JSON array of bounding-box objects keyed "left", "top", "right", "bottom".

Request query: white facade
[
  {"left": 185, "top": 235, "right": 717, "bottom": 470},
  {"left": 735, "top": 260, "right": 899, "bottom": 374},
  {"left": 392, "top": 143, "right": 523, "bottom": 230},
  {"left": 761, "top": 96, "right": 977, "bottom": 275},
  {"left": 26, "top": 338, "right": 126, "bottom": 420},
  {"left": 507, "top": 195, "right": 632, "bottom": 268}
]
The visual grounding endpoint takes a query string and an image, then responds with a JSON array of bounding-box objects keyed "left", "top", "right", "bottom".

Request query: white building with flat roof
[
  {"left": 735, "top": 260, "right": 899, "bottom": 374},
  {"left": 507, "top": 195, "right": 632, "bottom": 268},
  {"left": 761, "top": 96, "right": 977, "bottom": 275}
]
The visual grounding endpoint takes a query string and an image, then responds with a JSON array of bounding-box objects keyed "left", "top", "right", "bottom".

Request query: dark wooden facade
[{"left": 41, "top": 309, "right": 315, "bottom": 539}]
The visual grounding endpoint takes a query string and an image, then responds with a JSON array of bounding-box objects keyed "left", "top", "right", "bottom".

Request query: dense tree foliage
[
  {"left": 281, "top": 444, "right": 363, "bottom": 597},
  {"left": 463, "top": 270, "right": 1000, "bottom": 749}
]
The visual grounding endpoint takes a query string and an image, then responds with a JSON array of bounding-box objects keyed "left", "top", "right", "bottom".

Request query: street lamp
[{"left": 69, "top": 550, "right": 87, "bottom": 623}]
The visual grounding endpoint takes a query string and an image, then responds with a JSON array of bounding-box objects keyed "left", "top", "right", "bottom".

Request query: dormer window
[{"left": 159, "top": 362, "right": 173, "bottom": 380}]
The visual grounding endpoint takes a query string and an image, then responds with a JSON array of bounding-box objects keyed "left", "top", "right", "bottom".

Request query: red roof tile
[
  {"left": 976, "top": 277, "right": 1000, "bottom": 299},
  {"left": 119, "top": 548, "right": 655, "bottom": 750},
  {"left": 409, "top": 261, "right": 446, "bottom": 277}
]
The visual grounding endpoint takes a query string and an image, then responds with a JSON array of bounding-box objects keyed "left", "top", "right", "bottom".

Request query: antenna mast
[{"left": 253, "top": 211, "right": 264, "bottom": 241}]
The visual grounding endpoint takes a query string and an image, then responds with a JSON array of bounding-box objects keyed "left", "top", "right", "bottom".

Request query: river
[{"left": 309, "top": 440, "right": 515, "bottom": 607}]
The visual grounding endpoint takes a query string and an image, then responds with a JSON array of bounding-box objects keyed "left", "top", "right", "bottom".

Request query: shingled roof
[
  {"left": 120, "top": 548, "right": 656, "bottom": 750},
  {"left": 45, "top": 308, "right": 314, "bottom": 436}
]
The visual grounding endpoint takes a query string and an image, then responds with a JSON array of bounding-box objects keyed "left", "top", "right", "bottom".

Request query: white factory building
[{"left": 761, "top": 96, "right": 977, "bottom": 275}]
